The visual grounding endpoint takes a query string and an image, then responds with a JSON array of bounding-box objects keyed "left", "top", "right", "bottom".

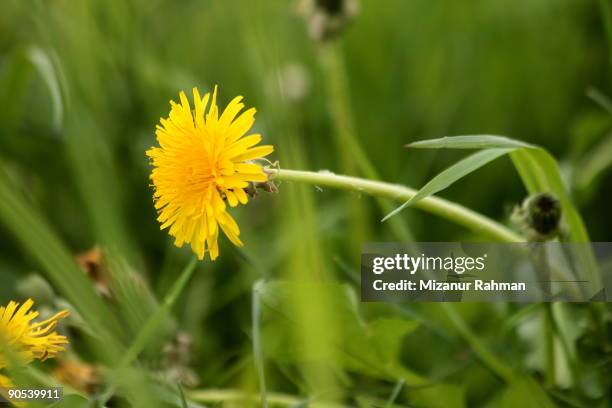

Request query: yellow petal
[{"left": 231, "top": 145, "right": 274, "bottom": 162}]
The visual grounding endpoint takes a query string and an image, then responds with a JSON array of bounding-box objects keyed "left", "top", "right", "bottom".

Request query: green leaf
[
  {"left": 369, "top": 318, "right": 419, "bottom": 364},
  {"left": 403, "top": 135, "right": 590, "bottom": 244},
  {"left": 575, "top": 132, "right": 612, "bottom": 195},
  {"left": 382, "top": 148, "right": 513, "bottom": 222},
  {"left": 509, "top": 148, "right": 590, "bottom": 242},
  {"left": 258, "top": 281, "right": 425, "bottom": 385},
  {"left": 26, "top": 46, "right": 65, "bottom": 131},
  {"left": 510, "top": 148, "right": 600, "bottom": 295},
  {"left": 407, "top": 135, "right": 534, "bottom": 149},
  {"left": 383, "top": 379, "right": 405, "bottom": 408},
  {"left": 495, "top": 378, "right": 556, "bottom": 408},
  {"left": 397, "top": 134, "right": 600, "bottom": 292}
]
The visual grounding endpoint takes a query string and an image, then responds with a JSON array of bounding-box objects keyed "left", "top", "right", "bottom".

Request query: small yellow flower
[
  {"left": 147, "top": 87, "right": 274, "bottom": 260},
  {"left": 0, "top": 299, "right": 69, "bottom": 379}
]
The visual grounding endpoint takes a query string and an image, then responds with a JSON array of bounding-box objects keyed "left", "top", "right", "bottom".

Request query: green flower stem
[
  {"left": 543, "top": 304, "right": 556, "bottom": 387},
  {"left": 268, "top": 168, "right": 524, "bottom": 243}
]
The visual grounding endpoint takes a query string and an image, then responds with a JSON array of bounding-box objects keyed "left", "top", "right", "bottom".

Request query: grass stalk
[
  {"left": 543, "top": 304, "right": 556, "bottom": 388},
  {"left": 98, "top": 257, "right": 198, "bottom": 405},
  {"left": 118, "top": 256, "right": 198, "bottom": 368},
  {"left": 319, "top": 42, "right": 372, "bottom": 254},
  {"left": 318, "top": 43, "right": 416, "bottom": 243}
]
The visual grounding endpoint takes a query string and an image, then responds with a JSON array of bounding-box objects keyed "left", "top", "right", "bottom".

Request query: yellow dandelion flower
[
  {"left": 146, "top": 86, "right": 274, "bottom": 260},
  {"left": 0, "top": 299, "right": 69, "bottom": 373}
]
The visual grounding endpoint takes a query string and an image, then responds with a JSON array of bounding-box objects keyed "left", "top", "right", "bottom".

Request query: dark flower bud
[
  {"left": 299, "top": 0, "right": 359, "bottom": 42},
  {"left": 512, "top": 192, "right": 562, "bottom": 241}
]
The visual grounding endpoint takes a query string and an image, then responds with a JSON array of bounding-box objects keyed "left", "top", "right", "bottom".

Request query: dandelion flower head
[
  {"left": 147, "top": 87, "right": 274, "bottom": 260},
  {"left": 0, "top": 299, "right": 70, "bottom": 385}
]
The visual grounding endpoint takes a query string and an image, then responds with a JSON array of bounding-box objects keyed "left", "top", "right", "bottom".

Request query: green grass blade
[
  {"left": 26, "top": 46, "right": 64, "bottom": 131},
  {"left": 64, "top": 111, "right": 139, "bottom": 264},
  {"left": 104, "top": 250, "right": 161, "bottom": 343},
  {"left": 252, "top": 280, "right": 268, "bottom": 408},
  {"left": 178, "top": 383, "right": 189, "bottom": 408},
  {"left": 403, "top": 135, "right": 593, "bottom": 243},
  {"left": 97, "top": 257, "right": 197, "bottom": 407},
  {"left": 407, "top": 135, "right": 534, "bottom": 149},
  {"left": 384, "top": 379, "right": 405, "bottom": 408},
  {"left": 510, "top": 149, "right": 591, "bottom": 242},
  {"left": 586, "top": 87, "right": 612, "bottom": 114},
  {"left": 399, "top": 134, "right": 600, "bottom": 292},
  {"left": 118, "top": 256, "right": 198, "bottom": 368},
  {"left": 0, "top": 49, "right": 34, "bottom": 136},
  {"left": 510, "top": 149, "right": 600, "bottom": 295},
  {"left": 382, "top": 148, "right": 513, "bottom": 222},
  {"left": 599, "top": 0, "right": 612, "bottom": 66},
  {"left": 575, "top": 132, "right": 612, "bottom": 194}
]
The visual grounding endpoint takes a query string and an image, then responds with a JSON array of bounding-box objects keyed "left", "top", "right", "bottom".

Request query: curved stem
[{"left": 268, "top": 168, "right": 524, "bottom": 243}]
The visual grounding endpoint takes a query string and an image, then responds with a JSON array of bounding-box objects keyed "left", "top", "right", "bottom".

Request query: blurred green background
[{"left": 1, "top": 0, "right": 612, "bottom": 407}]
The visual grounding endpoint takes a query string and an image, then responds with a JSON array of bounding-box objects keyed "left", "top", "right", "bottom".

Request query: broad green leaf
[
  {"left": 382, "top": 148, "right": 513, "bottom": 222},
  {"left": 369, "top": 318, "right": 419, "bottom": 364},
  {"left": 258, "top": 281, "right": 425, "bottom": 385},
  {"left": 495, "top": 378, "right": 556, "bottom": 408},
  {"left": 407, "top": 135, "right": 534, "bottom": 150}
]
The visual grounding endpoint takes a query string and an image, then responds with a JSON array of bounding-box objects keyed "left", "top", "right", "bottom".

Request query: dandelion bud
[
  {"left": 512, "top": 192, "right": 562, "bottom": 241},
  {"left": 299, "top": 0, "right": 359, "bottom": 42}
]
